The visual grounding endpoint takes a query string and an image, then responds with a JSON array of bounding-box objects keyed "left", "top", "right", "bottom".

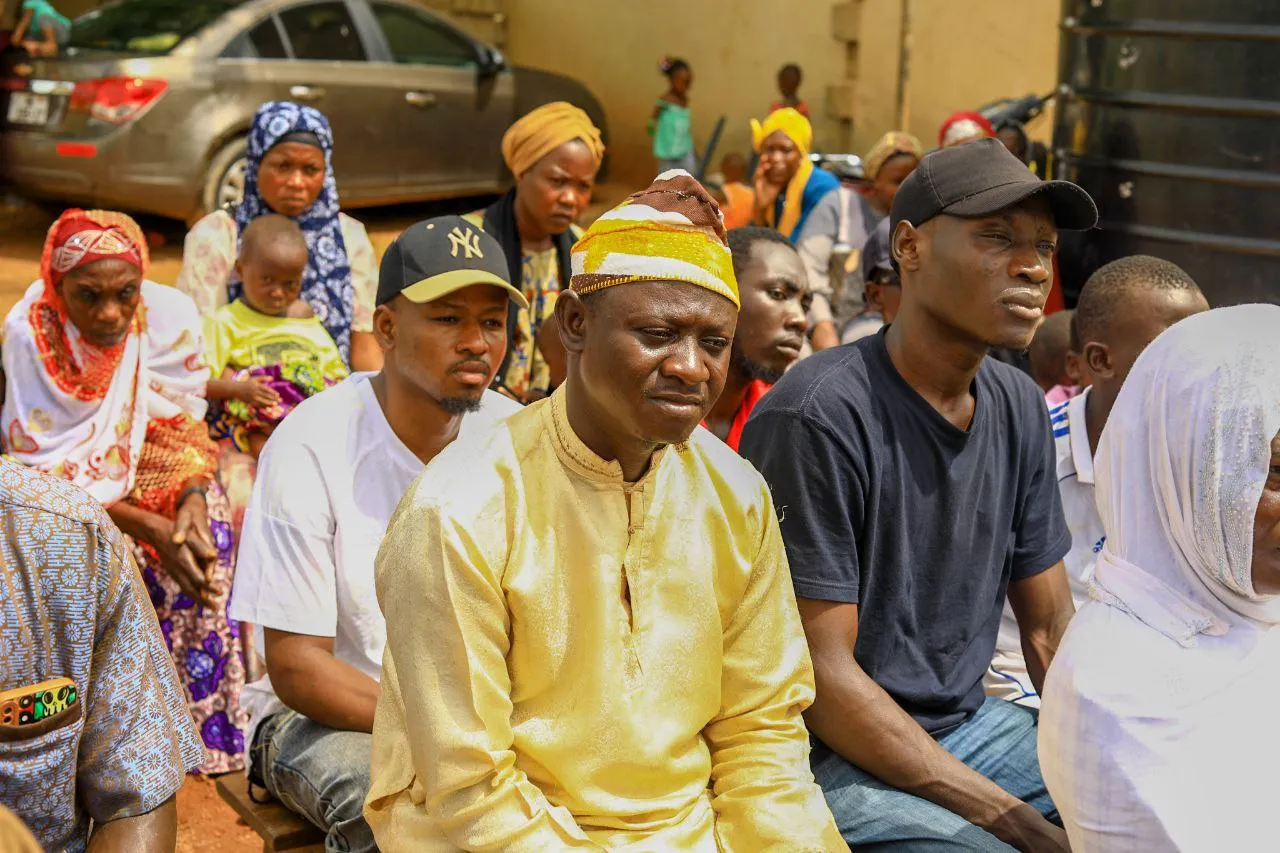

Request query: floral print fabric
[
  {"left": 134, "top": 483, "right": 247, "bottom": 774},
  {"left": 0, "top": 460, "right": 204, "bottom": 852}
]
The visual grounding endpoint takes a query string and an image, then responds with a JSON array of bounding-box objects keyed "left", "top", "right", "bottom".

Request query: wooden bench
[{"left": 215, "top": 774, "right": 326, "bottom": 853}]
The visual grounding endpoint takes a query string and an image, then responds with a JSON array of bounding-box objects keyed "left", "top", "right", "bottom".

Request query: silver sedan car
[{"left": 0, "top": 0, "right": 607, "bottom": 224}]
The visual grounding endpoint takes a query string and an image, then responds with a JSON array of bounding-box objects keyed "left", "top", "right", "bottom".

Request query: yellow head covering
[
  {"left": 571, "top": 170, "right": 738, "bottom": 308},
  {"left": 863, "top": 131, "right": 923, "bottom": 180},
  {"left": 501, "top": 101, "right": 605, "bottom": 179},
  {"left": 749, "top": 107, "right": 815, "bottom": 238}
]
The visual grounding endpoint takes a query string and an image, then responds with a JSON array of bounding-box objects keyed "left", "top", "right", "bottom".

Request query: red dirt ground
[{"left": 177, "top": 776, "right": 260, "bottom": 853}]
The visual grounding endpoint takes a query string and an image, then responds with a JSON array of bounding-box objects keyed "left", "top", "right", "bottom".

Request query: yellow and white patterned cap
[{"left": 570, "top": 170, "right": 739, "bottom": 309}]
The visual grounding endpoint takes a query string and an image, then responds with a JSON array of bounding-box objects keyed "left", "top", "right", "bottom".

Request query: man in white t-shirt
[
  {"left": 229, "top": 216, "right": 526, "bottom": 852},
  {"left": 986, "top": 254, "right": 1208, "bottom": 706}
]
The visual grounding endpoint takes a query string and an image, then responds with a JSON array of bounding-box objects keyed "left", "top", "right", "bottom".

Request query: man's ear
[
  {"left": 893, "top": 221, "right": 922, "bottom": 273},
  {"left": 555, "top": 289, "right": 589, "bottom": 356},
  {"left": 1082, "top": 340, "right": 1115, "bottom": 381},
  {"left": 372, "top": 302, "right": 396, "bottom": 354}
]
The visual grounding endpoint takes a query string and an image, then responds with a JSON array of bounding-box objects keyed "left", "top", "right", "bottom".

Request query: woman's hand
[
  {"left": 158, "top": 492, "right": 221, "bottom": 608},
  {"left": 753, "top": 158, "right": 782, "bottom": 223},
  {"left": 106, "top": 498, "right": 218, "bottom": 608}
]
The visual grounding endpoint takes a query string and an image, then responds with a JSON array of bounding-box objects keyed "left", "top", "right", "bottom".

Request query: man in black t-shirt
[{"left": 742, "top": 138, "right": 1098, "bottom": 851}]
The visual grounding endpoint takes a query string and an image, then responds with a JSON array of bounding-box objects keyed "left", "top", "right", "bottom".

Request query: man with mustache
[
  {"left": 703, "top": 226, "right": 809, "bottom": 452},
  {"left": 229, "top": 216, "right": 524, "bottom": 852},
  {"left": 742, "top": 139, "right": 1098, "bottom": 851},
  {"left": 366, "top": 172, "right": 846, "bottom": 850}
]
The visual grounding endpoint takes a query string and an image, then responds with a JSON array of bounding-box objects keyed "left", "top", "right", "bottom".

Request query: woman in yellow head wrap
[
  {"left": 466, "top": 101, "right": 605, "bottom": 403},
  {"left": 749, "top": 108, "right": 839, "bottom": 241}
]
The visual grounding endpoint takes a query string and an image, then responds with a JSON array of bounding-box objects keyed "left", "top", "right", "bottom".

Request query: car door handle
[
  {"left": 405, "top": 91, "right": 437, "bottom": 109},
  {"left": 289, "top": 85, "right": 326, "bottom": 102}
]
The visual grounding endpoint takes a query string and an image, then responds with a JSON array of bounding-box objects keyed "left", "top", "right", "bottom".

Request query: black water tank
[{"left": 1051, "top": 0, "right": 1280, "bottom": 306}]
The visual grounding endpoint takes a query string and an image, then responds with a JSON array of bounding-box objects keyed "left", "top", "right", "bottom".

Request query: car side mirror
[{"left": 477, "top": 45, "right": 506, "bottom": 76}]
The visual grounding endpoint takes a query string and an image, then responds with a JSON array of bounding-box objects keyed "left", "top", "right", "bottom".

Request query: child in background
[
  {"left": 10, "top": 0, "right": 70, "bottom": 58},
  {"left": 650, "top": 57, "right": 696, "bottom": 174},
  {"left": 770, "top": 63, "right": 810, "bottom": 117},
  {"left": 719, "top": 153, "right": 755, "bottom": 229},
  {"left": 205, "top": 214, "right": 348, "bottom": 457},
  {"left": 1029, "top": 309, "right": 1080, "bottom": 406},
  {"left": 840, "top": 218, "right": 901, "bottom": 344}
]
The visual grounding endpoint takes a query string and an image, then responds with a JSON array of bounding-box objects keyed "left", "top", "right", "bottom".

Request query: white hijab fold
[
  {"left": 1092, "top": 303, "right": 1280, "bottom": 640},
  {"left": 1, "top": 280, "right": 209, "bottom": 506}
]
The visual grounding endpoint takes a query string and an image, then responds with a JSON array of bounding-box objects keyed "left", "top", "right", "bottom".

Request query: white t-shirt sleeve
[
  {"left": 473, "top": 389, "right": 524, "bottom": 426},
  {"left": 230, "top": 435, "right": 340, "bottom": 637}
]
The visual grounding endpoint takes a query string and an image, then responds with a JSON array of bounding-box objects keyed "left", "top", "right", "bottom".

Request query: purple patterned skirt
[{"left": 135, "top": 484, "right": 247, "bottom": 774}]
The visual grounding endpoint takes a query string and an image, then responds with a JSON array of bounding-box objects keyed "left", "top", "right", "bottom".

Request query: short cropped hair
[
  {"left": 727, "top": 226, "right": 796, "bottom": 280},
  {"left": 1075, "top": 254, "right": 1202, "bottom": 346},
  {"left": 240, "top": 213, "right": 307, "bottom": 262}
]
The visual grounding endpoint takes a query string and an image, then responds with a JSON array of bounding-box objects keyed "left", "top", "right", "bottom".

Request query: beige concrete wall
[
  {"left": 852, "top": 0, "right": 1060, "bottom": 155},
  {"left": 503, "top": 0, "right": 849, "bottom": 186},
  {"left": 505, "top": 0, "right": 1059, "bottom": 184}
]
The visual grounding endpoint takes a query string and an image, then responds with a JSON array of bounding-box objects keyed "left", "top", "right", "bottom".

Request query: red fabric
[
  {"left": 938, "top": 111, "right": 996, "bottom": 147},
  {"left": 719, "top": 380, "right": 772, "bottom": 453},
  {"left": 1045, "top": 254, "right": 1065, "bottom": 315},
  {"left": 41, "top": 209, "right": 146, "bottom": 295},
  {"left": 32, "top": 209, "right": 150, "bottom": 402}
]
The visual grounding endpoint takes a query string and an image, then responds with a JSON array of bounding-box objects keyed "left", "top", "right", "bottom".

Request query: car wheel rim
[{"left": 217, "top": 157, "right": 247, "bottom": 210}]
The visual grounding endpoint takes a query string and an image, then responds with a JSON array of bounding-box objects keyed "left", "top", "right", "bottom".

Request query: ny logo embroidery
[{"left": 448, "top": 226, "right": 483, "bottom": 259}]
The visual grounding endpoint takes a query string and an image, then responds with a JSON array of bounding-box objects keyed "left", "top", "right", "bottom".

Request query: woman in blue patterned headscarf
[
  {"left": 231, "top": 102, "right": 354, "bottom": 360},
  {"left": 178, "top": 101, "right": 381, "bottom": 371},
  {"left": 177, "top": 101, "right": 380, "bottom": 535}
]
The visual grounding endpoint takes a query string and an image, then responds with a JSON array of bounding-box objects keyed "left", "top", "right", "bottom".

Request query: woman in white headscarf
[{"left": 1038, "top": 303, "right": 1280, "bottom": 851}]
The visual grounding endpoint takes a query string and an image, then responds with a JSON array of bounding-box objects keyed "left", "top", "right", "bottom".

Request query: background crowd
[{"left": 0, "top": 35, "right": 1276, "bottom": 853}]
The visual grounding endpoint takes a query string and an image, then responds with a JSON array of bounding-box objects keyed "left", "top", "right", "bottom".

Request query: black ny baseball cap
[
  {"left": 890, "top": 138, "right": 1097, "bottom": 235},
  {"left": 376, "top": 215, "right": 529, "bottom": 309}
]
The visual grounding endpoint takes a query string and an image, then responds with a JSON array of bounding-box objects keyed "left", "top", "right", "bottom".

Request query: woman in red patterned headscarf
[{"left": 1, "top": 209, "right": 247, "bottom": 774}]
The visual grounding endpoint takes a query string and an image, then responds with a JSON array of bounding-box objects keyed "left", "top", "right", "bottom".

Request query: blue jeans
[
  {"left": 813, "top": 697, "right": 1056, "bottom": 851},
  {"left": 255, "top": 711, "right": 377, "bottom": 853}
]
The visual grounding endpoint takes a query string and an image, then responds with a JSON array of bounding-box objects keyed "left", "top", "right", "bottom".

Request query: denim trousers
[
  {"left": 254, "top": 711, "right": 378, "bottom": 853},
  {"left": 813, "top": 697, "right": 1057, "bottom": 851}
]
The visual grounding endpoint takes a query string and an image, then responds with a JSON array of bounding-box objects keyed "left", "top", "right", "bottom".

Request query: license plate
[{"left": 7, "top": 92, "right": 50, "bottom": 127}]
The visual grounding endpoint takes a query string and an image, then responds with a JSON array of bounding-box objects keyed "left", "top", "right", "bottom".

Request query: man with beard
[
  {"left": 229, "top": 216, "right": 525, "bottom": 852},
  {"left": 365, "top": 172, "right": 845, "bottom": 851},
  {"left": 703, "top": 226, "right": 809, "bottom": 452}
]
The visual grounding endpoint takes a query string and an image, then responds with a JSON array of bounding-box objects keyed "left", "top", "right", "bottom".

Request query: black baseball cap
[
  {"left": 890, "top": 138, "right": 1097, "bottom": 236},
  {"left": 376, "top": 215, "right": 529, "bottom": 309}
]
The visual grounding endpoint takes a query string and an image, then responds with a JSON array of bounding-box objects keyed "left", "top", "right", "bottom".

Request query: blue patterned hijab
[{"left": 231, "top": 101, "right": 354, "bottom": 362}]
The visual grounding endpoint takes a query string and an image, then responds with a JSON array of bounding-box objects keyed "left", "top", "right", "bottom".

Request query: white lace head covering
[{"left": 1093, "top": 304, "right": 1280, "bottom": 642}]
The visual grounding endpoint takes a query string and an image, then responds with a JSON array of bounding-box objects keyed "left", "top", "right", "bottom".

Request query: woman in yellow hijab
[
  {"left": 466, "top": 101, "right": 605, "bottom": 403},
  {"left": 750, "top": 108, "right": 839, "bottom": 241}
]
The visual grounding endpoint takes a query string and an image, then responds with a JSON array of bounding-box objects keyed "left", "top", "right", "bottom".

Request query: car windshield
[{"left": 68, "top": 0, "right": 239, "bottom": 55}]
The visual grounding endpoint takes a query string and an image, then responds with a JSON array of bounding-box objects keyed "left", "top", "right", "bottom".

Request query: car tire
[{"left": 195, "top": 136, "right": 249, "bottom": 226}]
